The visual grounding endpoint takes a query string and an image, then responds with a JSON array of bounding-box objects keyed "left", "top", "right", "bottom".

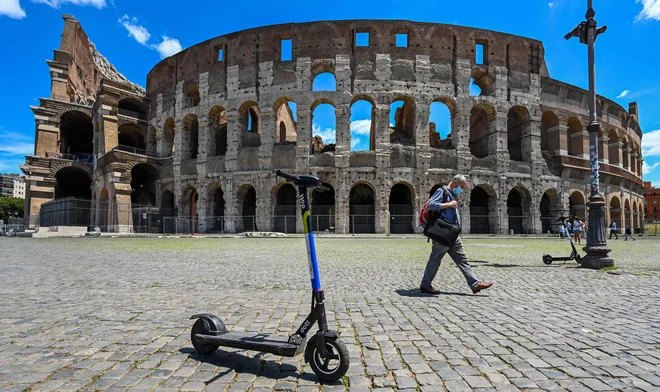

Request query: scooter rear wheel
[
  {"left": 542, "top": 255, "right": 553, "bottom": 265},
  {"left": 306, "top": 336, "right": 350, "bottom": 382},
  {"left": 191, "top": 318, "right": 220, "bottom": 355}
]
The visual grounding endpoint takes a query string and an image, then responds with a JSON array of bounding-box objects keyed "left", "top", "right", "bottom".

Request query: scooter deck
[{"left": 195, "top": 332, "right": 301, "bottom": 356}]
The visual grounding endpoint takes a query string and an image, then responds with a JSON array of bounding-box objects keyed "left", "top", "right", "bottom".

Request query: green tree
[{"left": 0, "top": 196, "right": 24, "bottom": 220}]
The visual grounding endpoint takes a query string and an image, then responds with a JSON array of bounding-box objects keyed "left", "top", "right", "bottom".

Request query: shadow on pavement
[
  {"left": 178, "top": 348, "right": 343, "bottom": 386},
  {"left": 395, "top": 288, "right": 487, "bottom": 297}
]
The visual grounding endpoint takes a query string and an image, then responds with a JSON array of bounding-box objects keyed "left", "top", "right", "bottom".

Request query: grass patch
[{"left": 600, "top": 266, "right": 619, "bottom": 272}]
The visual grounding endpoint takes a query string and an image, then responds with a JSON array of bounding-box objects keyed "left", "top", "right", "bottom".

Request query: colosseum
[{"left": 21, "top": 15, "right": 646, "bottom": 235}]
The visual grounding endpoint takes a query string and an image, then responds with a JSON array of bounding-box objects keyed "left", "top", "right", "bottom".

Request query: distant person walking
[
  {"left": 559, "top": 223, "right": 566, "bottom": 240},
  {"left": 420, "top": 174, "right": 493, "bottom": 295},
  {"left": 572, "top": 217, "right": 583, "bottom": 245},
  {"left": 609, "top": 220, "right": 618, "bottom": 240},
  {"left": 624, "top": 225, "right": 636, "bottom": 241}
]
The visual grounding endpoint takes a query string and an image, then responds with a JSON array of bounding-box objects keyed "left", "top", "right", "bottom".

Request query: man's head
[{"left": 449, "top": 174, "right": 468, "bottom": 194}]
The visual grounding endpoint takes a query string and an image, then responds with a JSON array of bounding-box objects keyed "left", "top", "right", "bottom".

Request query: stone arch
[
  {"left": 312, "top": 72, "right": 337, "bottom": 92},
  {"left": 237, "top": 184, "right": 257, "bottom": 231},
  {"left": 161, "top": 190, "right": 175, "bottom": 218},
  {"left": 208, "top": 106, "right": 228, "bottom": 156},
  {"left": 54, "top": 105, "right": 93, "bottom": 119},
  {"left": 312, "top": 99, "right": 336, "bottom": 153},
  {"left": 182, "top": 114, "right": 199, "bottom": 160},
  {"left": 350, "top": 96, "right": 375, "bottom": 151},
  {"left": 469, "top": 102, "right": 496, "bottom": 158},
  {"left": 130, "top": 163, "right": 158, "bottom": 206},
  {"left": 389, "top": 182, "right": 415, "bottom": 234},
  {"left": 470, "top": 184, "right": 497, "bottom": 234},
  {"left": 390, "top": 95, "right": 416, "bottom": 146},
  {"left": 569, "top": 191, "right": 586, "bottom": 221},
  {"left": 54, "top": 166, "right": 92, "bottom": 200},
  {"left": 609, "top": 195, "right": 622, "bottom": 230},
  {"left": 349, "top": 182, "right": 375, "bottom": 234},
  {"left": 273, "top": 183, "right": 297, "bottom": 233},
  {"left": 163, "top": 117, "right": 175, "bottom": 157},
  {"left": 118, "top": 123, "right": 146, "bottom": 151},
  {"left": 608, "top": 128, "right": 621, "bottom": 166},
  {"left": 240, "top": 101, "right": 261, "bottom": 148},
  {"left": 507, "top": 106, "right": 531, "bottom": 162},
  {"left": 430, "top": 97, "right": 455, "bottom": 149},
  {"left": 469, "top": 70, "right": 495, "bottom": 96},
  {"left": 50, "top": 160, "right": 93, "bottom": 177},
  {"left": 507, "top": 185, "right": 532, "bottom": 234},
  {"left": 541, "top": 111, "right": 559, "bottom": 152},
  {"left": 183, "top": 82, "right": 200, "bottom": 108},
  {"left": 567, "top": 117, "right": 585, "bottom": 158},
  {"left": 540, "top": 188, "right": 561, "bottom": 234},
  {"left": 624, "top": 199, "right": 632, "bottom": 229},
  {"left": 118, "top": 98, "right": 147, "bottom": 115},
  {"left": 207, "top": 183, "right": 226, "bottom": 232},
  {"left": 59, "top": 110, "right": 94, "bottom": 157},
  {"left": 273, "top": 97, "right": 297, "bottom": 144},
  {"left": 312, "top": 182, "right": 335, "bottom": 232},
  {"left": 180, "top": 186, "right": 199, "bottom": 233}
]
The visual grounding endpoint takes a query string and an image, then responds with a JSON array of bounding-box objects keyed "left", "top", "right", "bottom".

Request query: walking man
[
  {"left": 609, "top": 220, "right": 618, "bottom": 240},
  {"left": 420, "top": 174, "right": 493, "bottom": 295},
  {"left": 624, "top": 225, "right": 637, "bottom": 241}
]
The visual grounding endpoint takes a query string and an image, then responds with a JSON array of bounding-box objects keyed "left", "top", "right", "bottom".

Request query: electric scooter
[
  {"left": 189, "top": 170, "right": 349, "bottom": 382},
  {"left": 542, "top": 216, "right": 582, "bottom": 265}
]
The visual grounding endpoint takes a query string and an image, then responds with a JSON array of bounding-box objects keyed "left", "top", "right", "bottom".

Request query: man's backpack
[{"left": 419, "top": 202, "right": 430, "bottom": 227}]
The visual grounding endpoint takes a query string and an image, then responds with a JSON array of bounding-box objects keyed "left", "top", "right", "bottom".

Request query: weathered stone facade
[{"left": 21, "top": 16, "right": 645, "bottom": 234}]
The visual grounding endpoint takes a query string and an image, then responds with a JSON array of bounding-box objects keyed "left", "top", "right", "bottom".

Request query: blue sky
[{"left": 1, "top": 0, "right": 659, "bottom": 186}]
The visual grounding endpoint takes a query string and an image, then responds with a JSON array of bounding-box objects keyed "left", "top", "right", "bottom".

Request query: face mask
[{"left": 454, "top": 186, "right": 463, "bottom": 195}]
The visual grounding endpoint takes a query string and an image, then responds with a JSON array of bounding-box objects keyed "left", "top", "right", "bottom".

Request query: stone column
[
  {"left": 225, "top": 111, "right": 241, "bottom": 172},
  {"left": 197, "top": 115, "right": 210, "bottom": 161},
  {"left": 609, "top": 141, "right": 623, "bottom": 167},
  {"left": 296, "top": 108, "right": 311, "bottom": 171},
  {"left": 453, "top": 99, "right": 472, "bottom": 173},
  {"left": 599, "top": 133, "right": 609, "bottom": 164},
  {"left": 375, "top": 180, "right": 389, "bottom": 234},
  {"left": 259, "top": 107, "right": 275, "bottom": 170},
  {"left": 523, "top": 113, "right": 542, "bottom": 163},
  {"left": 256, "top": 176, "right": 271, "bottom": 232},
  {"left": 460, "top": 190, "right": 471, "bottom": 234},
  {"left": 374, "top": 104, "right": 391, "bottom": 169},
  {"left": 415, "top": 102, "right": 431, "bottom": 170},
  {"left": 173, "top": 119, "right": 184, "bottom": 164},
  {"left": 492, "top": 112, "right": 510, "bottom": 173},
  {"left": 335, "top": 177, "right": 349, "bottom": 234},
  {"left": 114, "top": 186, "right": 133, "bottom": 234},
  {"left": 197, "top": 182, "right": 209, "bottom": 233},
  {"left": 334, "top": 104, "right": 351, "bottom": 168}
]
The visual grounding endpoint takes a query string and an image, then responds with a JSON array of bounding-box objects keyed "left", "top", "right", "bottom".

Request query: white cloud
[
  {"left": 33, "top": 0, "right": 106, "bottom": 8},
  {"left": 653, "top": 182, "right": 660, "bottom": 188},
  {"left": 119, "top": 15, "right": 150, "bottom": 45},
  {"left": 350, "top": 119, "right": 371, "bottom": 135},
  {"left": 118, "top": 15, "right": 182, "bottom": 58},
  {"left": 616, "top": 90, "right": 630, "bottom": 99},
  {"left": 643, "top": 161, "right": 660, "bottom": 175},
  {"left": 0, "top": 129, "right": 33, "bottom": 155},
  {"left": 548, "top": 2, "right": 555, "bottom": 7},
  {"left": 312, "top": 124, "right": 336, "bottom": 144},
  {"left": 636, "top": 0, "right": 660, "bottom": 21},
  {"left": 642, "top": 129, "right": 660, "bottom": 157},
  {"left": 351, "top": 136, "right": 360, "bottom": 149},
  {"left": 152, "top": 36, "right": 182, "bottom": 58},
  {"left": 0, "top": 0, "right": 26, "bottom": 18}
]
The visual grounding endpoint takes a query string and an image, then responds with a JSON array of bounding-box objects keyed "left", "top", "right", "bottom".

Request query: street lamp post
[{"left": 564, "top": 0, "right": 613, "bottom": 269}]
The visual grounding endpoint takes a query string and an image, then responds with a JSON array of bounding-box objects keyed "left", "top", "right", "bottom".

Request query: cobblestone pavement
[{"left": 1, "top": 236, "right": 659, "bottom": 392}]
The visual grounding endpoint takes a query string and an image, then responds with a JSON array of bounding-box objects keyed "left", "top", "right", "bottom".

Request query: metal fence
[{"left": 644, "top": 221, "right": 660, "bottom": 236}]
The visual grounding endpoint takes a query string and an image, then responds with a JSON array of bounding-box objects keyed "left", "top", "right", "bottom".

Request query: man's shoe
[
  {"left": 420, "top": 286, "right": 441, "bottom": 295},
  {"left": 472, "top": 282, "right": 493, "bottom": 294}
]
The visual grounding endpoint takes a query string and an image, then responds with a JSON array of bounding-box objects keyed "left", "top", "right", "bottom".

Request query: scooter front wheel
[
  {"left": 542, "top": 255, "right": 553, "bottom": 265},
  {"left": 306, "top": 336, "right": 350, "bottom": 382},
  {"left": 191, "top": 318, "right": 220, "bottom": 355}
]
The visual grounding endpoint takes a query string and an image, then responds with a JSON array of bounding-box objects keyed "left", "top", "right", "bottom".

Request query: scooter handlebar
[{"left": 275, "top": 170, "right": 297, "bottom": 182}]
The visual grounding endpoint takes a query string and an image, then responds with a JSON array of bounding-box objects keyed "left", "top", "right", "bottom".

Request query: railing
[
  {"left": 118, "top": 108, "right": 148, "bottom": 121},
  {"left": 46, "top": 151, "right": 94, "bottom": 163},
  {"left": 113, "top": 145, "right": 159, "bottom": 158}
]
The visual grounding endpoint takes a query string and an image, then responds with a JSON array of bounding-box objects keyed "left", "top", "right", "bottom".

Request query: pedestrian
[
  {"left": 624, "top": 225, "right": 636, "bottom": 241},
  {"left": 609, "top": 220, "right": 618, "bottom": 240},
  {"left": 572, "top": 216, "right": 583, "bottom": 245},
  {"left": 559, "top": 223, "right": 566, "bottom": 240},
  {"left": 420, "top": 174, "right": 493, "bottom": 295}
]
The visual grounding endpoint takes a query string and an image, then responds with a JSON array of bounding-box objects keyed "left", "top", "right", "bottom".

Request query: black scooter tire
[
  {"left": 542, "top": 255, "right": 553, "bottom": 265},
  {"left": 306, "top": 336, "right": 350, "bottom": 382},
  {"left": 191, "top": 318, "right": 220, "bottom": 355}
]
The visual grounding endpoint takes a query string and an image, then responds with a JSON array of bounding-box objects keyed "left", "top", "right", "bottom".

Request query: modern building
[
  {"left": 0, "top": 174, "right": 24, "bottom": 198},
  {"left": 644, "top": 182, "right": 660, "bottom": 222},
  {"left": 20, "top": 15, "right": 645, "bottom": 234}
]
